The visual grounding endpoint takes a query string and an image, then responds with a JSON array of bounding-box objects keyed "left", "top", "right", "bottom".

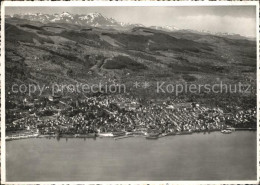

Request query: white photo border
[{"left": 1, "top": 1, "right": 259, "bottom": 184}]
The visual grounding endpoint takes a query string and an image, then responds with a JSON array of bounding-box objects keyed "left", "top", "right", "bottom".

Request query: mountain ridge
[
  {"left": 6, "top": 12, "right": 253, "bottom": 40},
  {"left": 7, "top": 12, "right": 145, "bottom": 30}
]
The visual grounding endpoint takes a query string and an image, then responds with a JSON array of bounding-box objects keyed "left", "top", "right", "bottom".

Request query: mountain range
[
  {"left": 6, "top": 12, "right": 251, "bottom": 39},
  {"left": 6, "top": 12, "right": 147, "bottom": 30},
  {"left": 5, "top": 11, "right": 256, "bottom": 102}
]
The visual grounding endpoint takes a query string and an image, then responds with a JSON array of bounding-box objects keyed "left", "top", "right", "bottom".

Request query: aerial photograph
[{"left": 3, "top": 4, "right": 257, "bottom": 182}]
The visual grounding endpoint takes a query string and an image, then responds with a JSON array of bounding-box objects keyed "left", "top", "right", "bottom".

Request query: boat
[{"left": 221, "top": 130, "right": 232, "bottom": 134}]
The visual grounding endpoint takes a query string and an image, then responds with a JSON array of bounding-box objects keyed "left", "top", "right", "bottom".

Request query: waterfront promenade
[{"left": 5, "top": 127, "right": 256, "bottom": 141}]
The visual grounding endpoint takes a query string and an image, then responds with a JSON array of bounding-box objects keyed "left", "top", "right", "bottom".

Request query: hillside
[{"left": 5, "top": 17, "right": 256, "bottom": 106}]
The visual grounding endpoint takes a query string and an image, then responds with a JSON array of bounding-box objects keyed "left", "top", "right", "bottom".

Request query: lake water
[{"left": 6, "top": 131, "right": 257, "bottom": 181}]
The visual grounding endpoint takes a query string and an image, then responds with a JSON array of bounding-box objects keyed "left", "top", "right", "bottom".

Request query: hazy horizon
[{"left": 6, "top": 6, "right": 257, "bottom": 37}]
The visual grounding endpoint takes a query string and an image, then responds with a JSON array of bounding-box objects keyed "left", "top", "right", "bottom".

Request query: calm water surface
[{"left": 6, "top": 131, "right": 256, "bottom": 181}]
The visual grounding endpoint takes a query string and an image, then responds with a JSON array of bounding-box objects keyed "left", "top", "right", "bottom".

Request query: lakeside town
[
  {"left": 4, "top": 9, "right": 257, "bottom": 142},
  {"left": 6, "top": 93, "right": 257, "bottom": 141}
]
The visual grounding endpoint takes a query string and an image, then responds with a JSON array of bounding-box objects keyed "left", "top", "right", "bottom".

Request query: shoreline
[{"left": 5, "top": 128, "right": 257, "bottom": 142}]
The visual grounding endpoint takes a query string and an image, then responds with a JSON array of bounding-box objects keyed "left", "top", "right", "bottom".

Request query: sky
[{"left": 6, "top": 6, "right": 257, "bottom": 37}]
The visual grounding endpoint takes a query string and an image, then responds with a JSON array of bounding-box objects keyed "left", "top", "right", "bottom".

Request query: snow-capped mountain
[
  {"left": 7, "top": 12, "right": 246, "bottom": 39},
  {"left": 11, "top": 13, "right": 55, "bottom": 23},
  {"left": 77, "top": 12, "right": 119, "bottom": 26},
  {"left": 8, "top": 12, "right": 144, "bottom": 30},
  {"left": 150, "top": 25, "right": 179, "bottom": 32}
]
